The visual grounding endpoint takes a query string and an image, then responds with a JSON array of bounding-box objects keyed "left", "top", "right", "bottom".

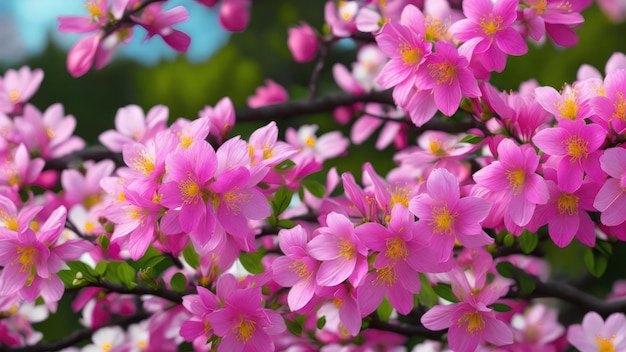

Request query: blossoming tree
[{"left": 2, "top": 0, "right": 626, "bottom": 351}]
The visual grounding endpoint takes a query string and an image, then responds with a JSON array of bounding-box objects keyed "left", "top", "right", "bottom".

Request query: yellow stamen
[
  {"left": 596, "top": 335, "right": 616, "bottom": 352},
  {"left": 8, "top": 90, "right": 20, "bottom": 103},
  {"left": 233, "top": 318, "right": 256, "bottom": 343},
  {"left": 458, "top": 311, "right": 485, "bottom": 335},
  {"left": 480, "top": 13, "right": 503, "bottom": 35},
  {"left": 385, "top": 237, "right": 408, "bottom": 261},
  {"left": 565, "top": 135, "right": 588, "bottom": 160},
  {"left": 337, "top": 238, "right": 355, "bottom": 260},
  {"left": 289, "top": 259, "right": 311, "bottom": 279},
  {"left": 427, "top": 61, "right": 457, "bottom": 85},
  {"left": 613, "top": 92, "right": 626, "bottom": 120},
  {"left": 506, "top": 169, "right": 525, "bottom": 195},
  {"left": 399, "top": 42, "right": 423, "bottom": 65},
  {"left": 305, "top": 136, "right": 316, "bottom": 147},
  {"left": 556, "top": 98, "right": 578, "bottom": 119},
  {"left": 179, "top": 176, "right": 200, "bottom": 204},
  {"left": 430, "top": 204, "right": 457, "bottom": 235},
  {"left": 373, "top": 265, "right": 398, "bottom": 286},
  {"left": 557, "top": 193, "right": 579, "bottom": 215}
]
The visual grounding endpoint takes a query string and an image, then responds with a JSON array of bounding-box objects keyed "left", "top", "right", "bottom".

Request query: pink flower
[
  {"left": 199, "top": 97, "right": 235, "bottom": 145},
  {"left": 534, "top": 84, "right": 593, "bottom": 121},
  {"left": 307, "top": 212, "right": 368, "bottom": 287},
  {"left": 410, "top": 168, "right": 493, "bottom": 261},
  {"left": 271, "top": 225, "right": 320, "bottom": 311},
  {"left": 285, "top": 124, "right": 349, "bottom": 163},
  {"left": 529, "top": 177, "right": 599, "bottom": 247},
  {"left": 159, "top": 141, "right": 218, "bottom": 245},
  {"left": 131, "top": 3, "right": 191, "bottom": 52},
  {"left": 375, "top": 5, "right": 432, "bottom": 89},
  {"left": 14, "top": 103, "right": 85, "bottom": 159},
  {"left": 218, "top": 0, "right": 251, "bottom": 32},
  {"left": 510, "top": 304, "right": 565, "bottom": 349},
  {"left": 356, "top": 206, "right": 448, "bottom": 316},
  {"left": 287, "top": 22, "right": 318, "bottom": 63},
  {"left": 567, "top": 312, "right": 626, "bottom": 352},
  {"left": 99, "top": 104, "right": 169, "bottom": 153},
  {"left": 180, "top": 286, "right": 220, "bottom": 344},
  {"left": 415, "top": 40, "right": 481, "bottom": 116},
  {"left": 65, "top": 33, "right": 101, "bottom": 78},
  {"left": 473, "top": 138, "right": 548, "bottom": 227},
  {"left": 0, "top": 144, "right": 45, "bottom": 191},
  {"left": 421, "top": 267, "right": 513, "bottom": 352},
  {"left": 324, "top": 1, "right": 359, "bottom": 37},
  {"left": 532, "top": 118, "right": 605, "bottom": 193},
  {"left": 518, "top": 0, "right": 587, "bottom": 46},
  {"left": 591, "top": 69, "right": 626, "bottom": 135},
  {"left": 594, "top": 147, "right": 626, "bottom": 227},
  {"left": 0, "top": 67, "right": 44, "bottom": 115},
  {"left": 0, "top": 207, "right": 93, "bottom": 306},
  {"left": 207, "top": 282, "right": 285, "bottom": 351},
  {"left": 450, "top": 0, "right": 527, "bottom": 72},
  {"left": 247, "top": 80, "right": 288, "bottom": 108}
]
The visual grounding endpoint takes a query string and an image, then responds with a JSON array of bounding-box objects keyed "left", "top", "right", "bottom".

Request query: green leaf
[
  {"left": 416, "top": 273, "right": 438, "bottom": 307},
  {"left": 517, "top": 272, "right": 536, "bottom": 294},
  {"left": 585, "top": 248, "right": 608, "bottom": 278},
  {"left": 596, "top": 240, "right": 613, "bottom": 256},
  {"left": 273, "top": 159, "right": 296, "bottom": 171},
  {"left": 98, "top": 235, "right": 110, "bottom": 251},
  {"left": 95, "top": 262, "right": 108, "bottom": 277},
  {"left": 66, "top": 261, "right": 97, "bottom": 282},
  {"left": 376, "top": 297, "right": 393, "bottom": 321},
  {"left": 276, "top": 219, "right": 295, "bottom": 229},
  {"left": 432, "top": 283, "right": 459, "bottom": 303},
  {"left": 496, "top": 261, "right": 515, "bottom": 279},
  {"left": 271, "top": 186, "right": 294, "bottom": 217},
  {"left": 490, "top": 303, "right": 513, "bottom": 312},
  {"left": 170, "top": 273, "right": 187, "bottom": 293},
  {"left": 285, "top": 319, "right": 303, "bottom": 336},
  {"left": 239, "top": 249, "right": 266, "bottom": 274},
  {"left": 518, "top": 230, "right": 538, "bottom": 254},
  {"left": 58, "top": 270, "right": 77, "bottom": 287},
  {"left": 458, "top": 134, "right": 484, "bottom": 144},
  {"left": 106, "top": 261, "right": 137, "bottom": 289},
  {"left": 182, "top": 243, "right": 200, "bottom": 269},
  {"left": 302, "top": 179, "right": 325, "bottom": 198},
  {"left": 316, "top": 316, "right": 326, "bottom": 330}
]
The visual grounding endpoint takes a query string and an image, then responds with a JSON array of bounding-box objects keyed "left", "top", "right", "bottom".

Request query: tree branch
[{"left": 91, "top": 280, "right": 186, "bottom": 304}]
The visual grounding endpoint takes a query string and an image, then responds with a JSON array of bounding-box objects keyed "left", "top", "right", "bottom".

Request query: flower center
[
  {"left": 385, "top": 237, "right": 408, "bottom": 261},
  {"left": 305, "top": 136, "right": 316, "bottom": 147},
  {"left": 233, "top": 318, "right": 256, "bottom": 343},
  {"left": 558, "top": 193, "right": 579, "bottom": 215},
  {"left": 613, "top": 92, "right": 626, "bottom": 120},
  {"left": 430, "top": 204, "right": 457, "bottom": 235},
  {"left": 565, "top": 135, "right": 588, "bottom": 160},
  {"left": 373, "top": 265, "right": 398, "bottom": 286},
  {"left": 556, "top": 98, "right": 578, "bottom": 119},
  {"left": 596, "top": 335, "right": 616, "bottom": 352},
  {"left": 458, "top": 311, "right": 486, "bottom": 335},
  {"left": 337, "top": 238, "right": 355, "bottom": 260},
  {"left": 131, "top": 150, "right": 155, "bottom": 175},
  {"left": 399, "top": 42, "right": 423, "bottom": 65},
  {"left": 289, "top": 259, "right": 311, "bottom": 279},
  {"left": 480, "top": 13, "right": 503, "bottom": 35},
  {"left": 179, "top": 177, "right": 200, "bottom": 204},
  {"left": 428, "top": 61, "right": 457, "bottom": 85},
  {"left": 8, "top": 90, "right": 20, "bottom": 103},
  {"left": 506, "top": 169, "right": 525, "bottom": 195}
]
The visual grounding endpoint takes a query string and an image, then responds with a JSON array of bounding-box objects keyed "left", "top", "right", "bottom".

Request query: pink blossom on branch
[
  {"left": 287, "top": 22, "right": 318, "bottom": 63},
  {"left": 449, "top": 0, "right": 528, "bottom": 72},
  {"left": 247, "top": 80, "right": 288, "bottom": 108},
  {"left": 131, "top": 3, "right": 191, "bottom": 52}
]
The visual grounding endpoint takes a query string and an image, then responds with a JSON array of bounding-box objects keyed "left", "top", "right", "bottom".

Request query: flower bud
[
  {"left": 218, "top": 0, "right": 251, "bottom": 32},
  {"left": 287, "top": 22, "right": 318, "bottom": 63},
  {"left": 67, "top": 34, "right": 100, "bottom": 77}
]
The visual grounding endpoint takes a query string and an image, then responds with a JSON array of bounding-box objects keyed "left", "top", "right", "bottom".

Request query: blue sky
[{"left": 0, "top": 0, "right": 229, "bottom": 65}]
